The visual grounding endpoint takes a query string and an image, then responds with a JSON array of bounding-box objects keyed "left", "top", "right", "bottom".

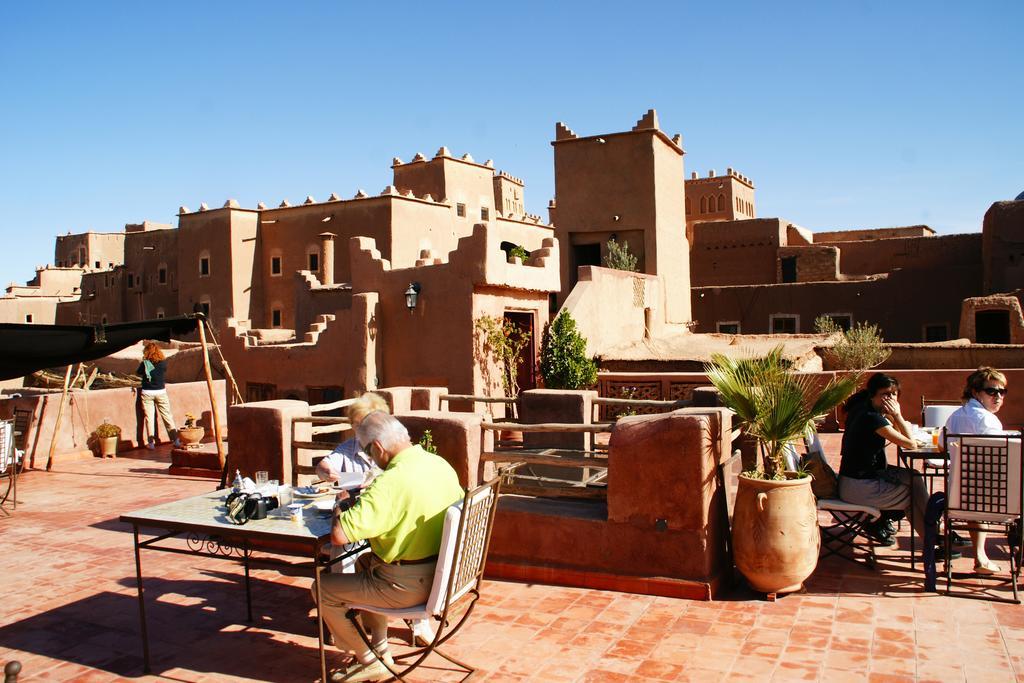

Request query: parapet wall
[
  {"left": 818, "top": 232, "right": 981, "bottom": 277},
  {"left": 0, "top": 380, "right": 226, "bottom": 468},
  {"left": 562, "top": 265, "right": 662, "bottom": 356}
]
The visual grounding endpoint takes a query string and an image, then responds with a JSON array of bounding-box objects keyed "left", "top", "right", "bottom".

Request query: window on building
[
  {"left": 308, "top": 252, "right": 319, "bottom": 273},
  {"left": 56, "top": 260, "right": 63, "bottom": 267},
  {"left": 271, "top": 256, "right": 282, "bottom": 276},
  {"left": 717, "top": 194, "right": 725, "bottom": 211},
  {"left": 199, "top": 256, "right": 210, "bottom": 276},
  {"left": 717, "top": 321, "right": 740, "bottom": 334},
  {"left": 780, "top": 256, "right": 797, "bottom": 283},
  {"left": 700, "top": 196, "right": 707, "bottom": 214},
  {"left": 770, "top": 314, "right": 799, "bottom": 334},
  {"left": 104, "top": 274, "right": 109, "bottom": 288},
  {"left": 685, "top": 198, "right": 691, "bottom": 214},
  {"left": 924, "top": 323, "right": 949, "bottom": 343},
  {"left": 199, "top": 301, "right": 211, "bottom": 318},
  {"left": 246, "top": 382, "right": 277, "bottom": 402},
  {"left": 156, "top": 308, "right": 165, "bottom": 319},
  {"left": 127, "top": 273, "right": 134, "bottom": 288},
  {"left": 94, "top": 261, "right": 100, "bottom": 269},
  {"left": 158, "top": 266, "right": 167, "bottom": 284},
  {"left": 79, "top": 248, "right": 86, "bottom": 266},
  {"left": 271, "top": 308, "right": 282, "bottom": 328},
  {"left": 481, "top": 207, "right": 489, "bottom": 221},
  {"left": 25, "top": 314, "right": 33, "bottom": 323},
  {"left": 823, "top": 314, "right": 853, "bottom": 332},
  {"left": 307, "top": 386, "right": 345, "bottom": 416},
  {"left": 101, "top": 315, "right": 108, "bottom": 325},
  {"left": 456, "top": 203, "right": 466, "bottom": 217}
]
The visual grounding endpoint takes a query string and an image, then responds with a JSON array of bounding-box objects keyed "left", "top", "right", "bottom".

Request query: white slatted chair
[
  {"left": 944, "top": 433, "right": 1023, "bottom": 602},
  {"left": 342, "top": 474, "right": 502, "bottom": 681}
]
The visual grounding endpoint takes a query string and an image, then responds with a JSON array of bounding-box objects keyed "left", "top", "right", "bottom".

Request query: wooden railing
[
  {"left": 591, "top": 396, "right": 692, "bottom": 422},
  {"left": 290, "top": 400, "right": 355, "bottom": 485},
  {"left": 481, "top": 421, "right": 614, "bottom": 500}
]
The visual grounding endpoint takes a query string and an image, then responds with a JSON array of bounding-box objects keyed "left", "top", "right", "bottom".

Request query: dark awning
[{"left": 0, "top": 315, "right": 200, "bottom": 381}]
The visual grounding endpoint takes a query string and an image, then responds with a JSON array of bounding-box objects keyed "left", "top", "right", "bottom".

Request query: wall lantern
[{"left": 405, "top": 282, "right": 421, "bottom": 312}]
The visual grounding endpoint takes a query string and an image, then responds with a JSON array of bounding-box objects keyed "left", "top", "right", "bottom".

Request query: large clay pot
[
  {"left": 178, "top": 427, "right": 205, "bottom": 446},
  {"left": 732, "top": 474, "right": 820, "bottom": 594}
]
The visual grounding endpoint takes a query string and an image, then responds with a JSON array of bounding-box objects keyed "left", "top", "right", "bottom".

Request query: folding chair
[
  {"left": 1, "top": 418, "right": 21, "bottom": 514},
  {"left": 921, "top": 398, "right": 960, "bottom": 430},
  {"left": 944, "top": 433, "right": 1023, "bottom": 603},
  {"left": 803, "top": 432, "right": 881, "bottom": 568},
  {"left": 343, "top": 473, "right": 502, "bottom": 681},
  {"left": 816, "top": 498, "right": 882, "bottom": 568}
]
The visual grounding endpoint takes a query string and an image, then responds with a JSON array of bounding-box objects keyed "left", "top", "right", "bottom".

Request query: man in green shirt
[{"left": 316, "top": 411, "right": 463, "bottom": 683}]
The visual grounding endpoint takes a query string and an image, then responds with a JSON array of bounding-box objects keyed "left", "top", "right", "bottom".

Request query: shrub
[
  {"left": 814, "top": 316, "right": 891, "bottom": 370},
  {"left": 93, "top": 422, "right": 121, "bottom": 439},
  {"left": 540, "top": 310, "right": 598, "bottom": 390},
  {"left": 418, "top": 429, "right": 438, "bottom": 455},
  {"left": 603, "top": 239, "right": 638, "bottom": 272},
  {"left": 474, "top": 315, "right": 532, "bottom": 398},
  {"left": 509, "top": 245, "right": 529, "bottom": 262}
]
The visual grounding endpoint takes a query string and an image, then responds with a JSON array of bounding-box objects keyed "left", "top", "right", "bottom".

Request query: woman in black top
[
  {"left": 838, "top": 373, "right": 929, "bottom": 543},
  {"left": 137, "top": 342, "right": 179, "bottom": 449}
]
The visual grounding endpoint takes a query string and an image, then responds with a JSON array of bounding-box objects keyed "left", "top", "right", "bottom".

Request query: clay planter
[
  {"left": 178, "top": 427, "right": 205, "bottom": 447},
  {"left": 732, "top": 473, "right": 820, "bottom": 594},
  {"left": 99, "top": 436, "right": 118, "bottom": 458}
]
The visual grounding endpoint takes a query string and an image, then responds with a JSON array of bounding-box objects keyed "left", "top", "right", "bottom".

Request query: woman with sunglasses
[
  {"left": 944, "top": 367, "right": 1010, "bottom": 574},
  {"left": 838, "top": 373, "right": 931, "bottom": 546}
]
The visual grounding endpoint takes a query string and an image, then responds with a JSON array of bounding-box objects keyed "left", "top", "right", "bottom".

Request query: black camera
[{"left": 225, "top": 492, "right": 279, "bottom": 525}]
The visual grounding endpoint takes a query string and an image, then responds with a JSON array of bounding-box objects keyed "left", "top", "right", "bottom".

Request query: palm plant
[{"left": 705, "top": 345, "right": 860, "bottom": 479}]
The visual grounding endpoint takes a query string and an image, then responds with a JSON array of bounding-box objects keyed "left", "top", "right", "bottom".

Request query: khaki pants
[
  {"left": 314, "top": 553, "right": 434, "bottom": 659},
  {"left": 838, "top": 467, "right": 929, "bottom": 537},
  {"left": 141, "top": 391, "right": 177, "bottom": 443}
]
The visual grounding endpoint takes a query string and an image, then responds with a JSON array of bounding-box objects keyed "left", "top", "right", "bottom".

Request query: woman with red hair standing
[{"left": 137, "top": 341, "right": 179, "bottom": 449}]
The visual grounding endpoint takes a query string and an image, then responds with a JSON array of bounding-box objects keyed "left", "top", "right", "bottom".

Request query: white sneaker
[{"left": 145, "top": 440, "right": 156, "bottom": 451}]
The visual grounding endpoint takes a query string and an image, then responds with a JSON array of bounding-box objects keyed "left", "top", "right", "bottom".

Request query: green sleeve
[{"left": 337, "top": 474, "right": 399, "bottom": 542}]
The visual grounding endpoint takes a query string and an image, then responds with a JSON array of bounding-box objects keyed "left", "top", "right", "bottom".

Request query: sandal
[{"left": 974, "top": 561, "right": 1001, "bottom": 575}]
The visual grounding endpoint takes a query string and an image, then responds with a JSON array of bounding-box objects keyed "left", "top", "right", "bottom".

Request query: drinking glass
[{"left": 255, "top": 471, "right": 269, "bottom": 490}]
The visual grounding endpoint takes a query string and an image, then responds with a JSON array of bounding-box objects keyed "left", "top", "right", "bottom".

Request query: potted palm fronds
[{"left": 705, "top": 346, "right": 859, "bottom": 594}]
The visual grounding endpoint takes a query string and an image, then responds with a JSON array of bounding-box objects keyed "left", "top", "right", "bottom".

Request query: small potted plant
[
  {"left": 177, "top": 413, "right": 205, "bottom": 447},
  {"left": 92, "top": 421, "right": 122, "bottom": 458}
]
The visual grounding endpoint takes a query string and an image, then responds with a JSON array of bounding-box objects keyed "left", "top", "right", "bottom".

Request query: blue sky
[{"left": 1, "top": 1, "right": 1021, "bottom": 287}]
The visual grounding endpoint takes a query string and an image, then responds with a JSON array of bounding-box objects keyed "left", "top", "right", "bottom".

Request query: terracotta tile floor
[{"left": 1, "top": 448, "right": 1022, "bottom": 682}]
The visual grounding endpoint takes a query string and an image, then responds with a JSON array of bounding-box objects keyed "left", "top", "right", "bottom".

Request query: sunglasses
[{"left": 982, "top": 387, "right": 1008, "bottom": 397}]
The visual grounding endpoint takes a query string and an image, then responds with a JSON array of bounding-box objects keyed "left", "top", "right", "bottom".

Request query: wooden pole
[
  {"left": 197, "top": 319, "right": 226, "bottom": 469},
  {"left": 45, "top": 364, "right": 75, "bottom": 471}
]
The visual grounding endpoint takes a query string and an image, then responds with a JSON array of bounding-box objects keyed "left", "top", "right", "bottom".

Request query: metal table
[
  {"left": 897, "top": 446, "right": 948, "bottom": 569},
  {"left": 120, "top": 489, "right": 337, "bottom": 681}
]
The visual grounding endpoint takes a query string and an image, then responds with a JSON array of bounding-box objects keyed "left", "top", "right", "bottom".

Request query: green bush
[
  {"left": 418, "top": 429, "right": 438, "bottom": 455},
  {"left": 603, "top": 239, "right": 638, "bottom": 272},
  {"left": 540, "top": 310, "right": 598, "bottom": 389},
  {"left": 93, "top": 422, "right": 121, "bottom": 439},
  {"left": 814, "top": 316, "right": 891, "bottom": 370},
  {"left": 509, "top": 245, "right": 529, "bottom": 262}
]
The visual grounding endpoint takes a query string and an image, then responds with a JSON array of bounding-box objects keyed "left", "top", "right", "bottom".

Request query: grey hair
[{"left": 355, "top": 411, "right": 409, "bottom": 451}]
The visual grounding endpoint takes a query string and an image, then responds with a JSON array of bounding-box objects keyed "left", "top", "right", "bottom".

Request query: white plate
[
  {"left": 313, "top": 499, "right": 336, "bottom": 512},
  {"left": 334, "top": 472, "right": 365, "bottom": 490},
  {"left": 293, "top": 487, "right": 332, "bottom": 498}
]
